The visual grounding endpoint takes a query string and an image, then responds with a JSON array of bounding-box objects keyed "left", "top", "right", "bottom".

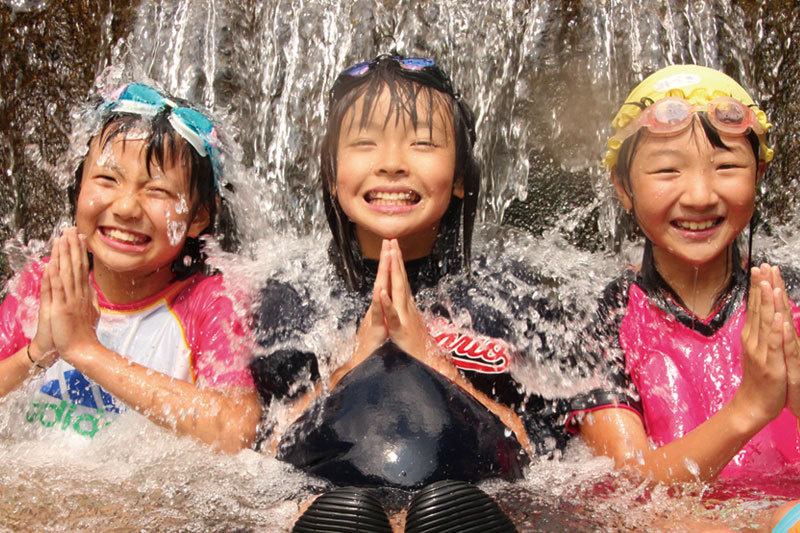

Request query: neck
[
  {"left": 651, "top": 246, "right": 735, "bottom": 319},
  {"left": 92, "top": 262, "right": 177, "bottom": 304}
]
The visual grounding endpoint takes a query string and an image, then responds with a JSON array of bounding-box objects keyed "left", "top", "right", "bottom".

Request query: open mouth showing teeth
[
  {"left": 365, "top": 190, "right": 421, "bottom": 206},
  {"left": 673, "top": 219, "right": 721, "bottom": 231},
  {"left": 101, "top": 227, "right": 150, "bottom": 244}
]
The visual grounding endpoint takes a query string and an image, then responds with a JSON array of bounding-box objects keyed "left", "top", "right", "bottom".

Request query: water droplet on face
[
  {"left": 167, "top": 220, "right": 187, "bottom": 246},
  {"left": 175, "top": 195, "right": 189, "bottom": 214}
]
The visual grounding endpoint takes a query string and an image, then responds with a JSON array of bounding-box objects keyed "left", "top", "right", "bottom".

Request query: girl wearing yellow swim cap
[{"left": 564, "top": 65, "right": 800, "bottom": 499}]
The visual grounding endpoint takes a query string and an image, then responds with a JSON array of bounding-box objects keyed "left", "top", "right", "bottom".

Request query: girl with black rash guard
[{"left": 251, "top": 55, "right": 566, "bottom": 532}]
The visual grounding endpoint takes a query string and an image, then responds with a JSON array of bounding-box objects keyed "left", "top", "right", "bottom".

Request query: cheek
[
  {"left": 75, "top": 189, "right": 105, "bottom": 227},
  {"left": 153, "top": 200, "right": 190, "bottom": 243}
]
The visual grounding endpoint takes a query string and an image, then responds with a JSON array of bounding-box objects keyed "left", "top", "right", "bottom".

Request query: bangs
[
  {"left": 339, "top": 76, "right": 454, "bottom": 142},
  {"left": 97, "top": 115, "right": 194, "bottom": 193}
]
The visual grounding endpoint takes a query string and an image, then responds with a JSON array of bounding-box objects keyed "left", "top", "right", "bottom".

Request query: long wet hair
[
  {"left": 614, "top": 113, "right": 761, "bottom": 307},
  {"left": 321, "top": 57, "right": 480, "bottom": 291},
  {"left": 69, "top": 107, "right": 238, "bottom": 280}
]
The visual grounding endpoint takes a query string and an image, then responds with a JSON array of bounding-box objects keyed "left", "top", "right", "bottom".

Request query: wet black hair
[
  {"left": 68, "top": 105, "right": 239, "bottom": 280},
  {"left": 321, "top": 56, "right": 480, "bottom": 291},
  {"left": 614, "top": 113, "right": 762, "bottom": 308}
]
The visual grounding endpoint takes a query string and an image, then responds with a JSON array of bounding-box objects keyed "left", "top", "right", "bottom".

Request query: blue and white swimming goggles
[{"left": 101, "top": 83, "right": 221, "bottom": 186}]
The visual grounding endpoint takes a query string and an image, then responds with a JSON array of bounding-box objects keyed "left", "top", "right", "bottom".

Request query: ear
[
  {"left": 452, "top": 175, "right": 465, "bottom": 199},
  {"left": 187, "top": 205, "right": 211, "bottom": 238},
  {"left": 611, "top": 168, "right": 633, "bottom": 212}
]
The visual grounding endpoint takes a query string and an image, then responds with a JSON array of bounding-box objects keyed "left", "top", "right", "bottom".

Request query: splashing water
[{"left": 3, "top": 0, "right": 800, "bottom": 531}]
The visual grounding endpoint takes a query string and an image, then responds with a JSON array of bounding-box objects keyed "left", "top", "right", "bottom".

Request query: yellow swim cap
[{"left": 604, "top": 64, "right": 772, "bottom": 169}]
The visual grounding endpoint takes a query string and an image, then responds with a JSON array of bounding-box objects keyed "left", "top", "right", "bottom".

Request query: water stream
[{"left": 2, "top": 1, "right": 800, "bottom": 531}]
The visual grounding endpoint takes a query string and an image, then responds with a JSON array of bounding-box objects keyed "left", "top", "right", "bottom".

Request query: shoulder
[
  {"left": 168, "top": 272, "right": 238, "bottom": 311},
  {"left": 254, "top": 278, "right": 316, "bottom": 349},
  {"left": 599, "top": 269, "right": 636, "bottom": 307},
  {"left": 167, "top": 272, "right": 246, "bottom": 331}
]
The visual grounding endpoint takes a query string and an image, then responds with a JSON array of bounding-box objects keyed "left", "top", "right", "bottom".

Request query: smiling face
[
  {"left": 76, "top": 131, "right": 209, "bottom": 301},
  {"left": 614, "top": 118, "right": 760, "bottom": 279},
  {"left": 334, "top": 86, "right": 461, "bottom": 260}
]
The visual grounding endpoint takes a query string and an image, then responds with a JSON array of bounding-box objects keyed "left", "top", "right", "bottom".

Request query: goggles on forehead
[
  {"left": 611, "top": 96, "right": 765, "bottom": 145},
  {"left": 102, "top": 83, "right": 220, "bottom": 187},
  {"left": 330, "top": 55, "right": 476, "bottom": 144},
  {"left": 331, "top": 55, "right": 458, "bottom": 101}
]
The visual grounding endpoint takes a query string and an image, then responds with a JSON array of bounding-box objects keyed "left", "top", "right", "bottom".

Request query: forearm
[
  {"left": 583, "top": 400, "right": 767, "bottom": 484},
  {"left": 639, "top": 399, "right": 766, "bottom": 483},
  {"left": 64, "top": 343, "right": 260, "bottom": 453},
  {"left": 446, "top": 367, "right": 533, "bottom": 455}
]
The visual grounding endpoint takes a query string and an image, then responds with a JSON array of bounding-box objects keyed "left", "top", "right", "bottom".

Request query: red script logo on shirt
[{"left": 427, "top": 317, "right": 511, "bottom": 374}]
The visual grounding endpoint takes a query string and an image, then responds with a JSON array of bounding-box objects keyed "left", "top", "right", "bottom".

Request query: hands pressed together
[
  {"left": 332, "top": 239, "right": 448, "bottom": 388},
  {"left": 737, "top": 263, "right": 800, "bottom": 426},
  {"left": 28, "top": 227, "right": 101, "bottom": 370}
]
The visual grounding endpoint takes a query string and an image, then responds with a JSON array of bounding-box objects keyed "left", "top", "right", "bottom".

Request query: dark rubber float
[{"left": 278, "top": 342, "right": 528, "bottom": 489}]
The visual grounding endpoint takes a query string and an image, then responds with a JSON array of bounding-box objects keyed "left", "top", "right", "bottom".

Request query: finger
[
  {"left": 764, "top": 312, "right": 786, "bottom": 380},
  {"left": 48, "top": 259, "right": 65, "bottom": 306},
  {"left": 39, "top": 261, "right": 52, "bottom": 311},
  {"left": 784, "top": 320, "right": 800, "bottom": 367},
  {"left": 79, "top": 233, "right": 90, "bottom": 297},
  {"left": 752, "top": 280, "right": 777, "bottom": 363},
  {"left": 66, "top": 228, "right": 85, "bottom": 297},
  {"left": 375, "top": 240, "right": 390, "bottom": 298},
  {"left": 770, "top": 266, "right": 796, "bottom": 325},
  {"left": 58, "top": 230, "right": 75, "bottom": 301},
  {"left": 50, "top": 235, "right": 61, "bottom": 272},
  {"left": 389, "top": 247, "right": 407, "bottom": 309},
  {"left": 380, "top": 288, "right": 401, "bottom": 332},
  {"left": 391, "top": 239, "right": 409, "bottom": 280},
  {"left": 743, "top": 267, "right": 761, "bottom": 343}
]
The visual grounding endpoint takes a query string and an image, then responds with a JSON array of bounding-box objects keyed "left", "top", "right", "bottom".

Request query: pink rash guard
[
  {"left": 0, "top": 260, "right": 253, "bottom": 437},
  {"left": 568, "top": 266, "right": 800, "bottom": 479},
  {"left": 621, "top": 283, "right": 800, "bottom": 477}
]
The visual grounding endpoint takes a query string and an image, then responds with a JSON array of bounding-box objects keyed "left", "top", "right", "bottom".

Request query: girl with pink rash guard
[
  {"left": 566, "top": 65, "right": 800, "bottom": 496},
  {"left": 0, "top": 84, "right": 258, "bottom": 453}
]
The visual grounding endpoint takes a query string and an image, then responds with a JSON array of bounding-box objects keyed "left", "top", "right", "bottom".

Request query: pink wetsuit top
[{"left": 621, "top": 281, "right": 800, "bottom": 477}]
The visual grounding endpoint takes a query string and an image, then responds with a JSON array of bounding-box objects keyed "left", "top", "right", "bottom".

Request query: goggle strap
[
  {"left": 107, "top": 99, "right": 161, "bottom": 118},
  {"left": 167, "top": 113, "right": 209, "bottom": 157}
]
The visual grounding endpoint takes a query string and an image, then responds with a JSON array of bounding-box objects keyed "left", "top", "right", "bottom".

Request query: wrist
[
  {"left": 726, "top": 392, "right": 773, "bottom": 438},
  {"left": 26, "top": 343, "right": 52, "bottom": 371}
]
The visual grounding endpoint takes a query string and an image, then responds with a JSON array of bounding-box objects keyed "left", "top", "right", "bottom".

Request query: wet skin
[
  {"left": 76, "top": 133, "right": 209, "bottom": 303},
  {"left": 335, "top": 87, "right": 462, "bottom": 260}
]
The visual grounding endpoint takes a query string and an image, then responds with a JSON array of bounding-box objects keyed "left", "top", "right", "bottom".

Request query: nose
[
  {"left": 376, "top": 142, "right": 408, "bottom": 177},
  {"left": 679, "top": 168, "right": 719, "bottom": 210},
  {"left": 110, "top": 189, "right": 143, "bottom": 220}
]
